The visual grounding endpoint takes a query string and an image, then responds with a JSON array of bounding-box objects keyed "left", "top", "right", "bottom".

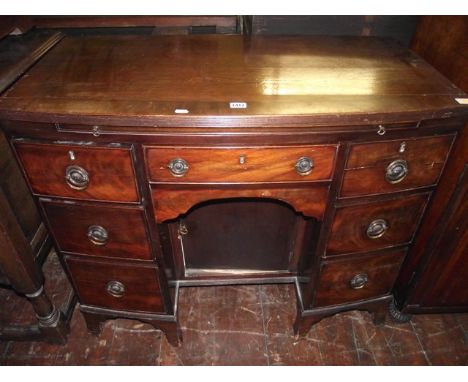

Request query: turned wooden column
[{"left": 0, "top": 190, "right": 68, "bottom": 343}]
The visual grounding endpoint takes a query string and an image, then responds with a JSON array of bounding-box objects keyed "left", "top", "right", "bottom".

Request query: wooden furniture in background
[
  {"left": 245, "top": 16, "right": 418, "bottom": 46},
  {"left": 34, "top": 16, "right": 240, "bottom": 35},
  {"left": 0, "top": 30, "right": 75, "bottom": 343},
  {"left": 0, "top": 16, "right": 240, "bottom": 37},
  {"left": 0, "top": 34, "right": 466, "bottom": 345},
  {"left": 392, "top": 16, "right": 468, "bottom": 320},
  {"left": 411, "top": 16, "right": 467, "bottom": 92}
]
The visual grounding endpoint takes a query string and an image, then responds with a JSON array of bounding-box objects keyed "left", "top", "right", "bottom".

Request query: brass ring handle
[
  {"left": 87, "top": 225, "right": 108, "bottom": 246},
  {"left": 106, "top": 280, "right": 125, "bottom": 298},
  {"left": 366, "top": 218, "right": 389, "bottom": 239},
  {"left": 350, "top": 273, "right": 369, "bottom": 289},
  {"left": 65, "top": 165, "right": 89, "bottom": 190},
  {"left": 385, "top": 159, "right": 408, "bottom": 184},
  {"left": 167, "top": 158, "right": 189, "bottom": 177},
  {"left": 295, "top": 156, "right": 314, "bottom": 176}
]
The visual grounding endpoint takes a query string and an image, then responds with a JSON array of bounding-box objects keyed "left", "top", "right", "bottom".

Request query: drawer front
[
  {"left": 341, "top": 135, "right": 454, "bottom": 197},
  {"left": 14, "top": 142, "right": 139, "bottom": 202},
  {"left": 327, "top": 194, "right": 429, "bottom": 255},
  {"left": 145, "top": 145, "right": 337, "bottom": 183},
  {"left": 42, "top": 201, "right": 152, "bottom": 260},
  {"left": 315, "top": 250, "right": 406, "bottom": 306},
  {"left": 65, "top": 256, "right": 165, "bottom": 313}
]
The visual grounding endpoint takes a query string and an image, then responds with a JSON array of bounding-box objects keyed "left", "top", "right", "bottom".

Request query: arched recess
[
  {"left": 153, "top": 188, "right": 328, "bottom": 277},
  {"left": 151, "top": 185, "right": 329, "bottom": 223}
]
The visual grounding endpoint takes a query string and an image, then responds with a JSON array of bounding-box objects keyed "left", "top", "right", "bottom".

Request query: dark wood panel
[
  {"left": 14, "top": 141, "right": 139, "bottom": 203},
  {"left": 0, "top": 29, "right": 65, "bottom": 241},
  {"left": 395, "top": 125, "right": 468, "bottom": 309},
  {"left": 411, "top": 163, "right": 468, "bottom": 308},
  {"left": 42, "top": 201, "right": 152, "bottom": 261},
  {"left": 31, "top": 16, "right": 238, "bottom": 33},
  {"left": 0, "top": 35, "right": 465, "bottom": 128},
  {"left": 0, "top": 30, "right": 64, "bottom": 94},
  {"left": 396, "top": 15, "right": 468, "bottom": 314},
  {"left": 392, "top": 16, "right": 468, "bottom": 316},
  {"left": 0, "top": 133, "right": 40, "bottom": 241},
  {"left": 411, "top": 16, "right": 468, "bottom": 92},
  {"left": 0, "top": 186, "right": 70, "bottom": 343},
  {"left": 177, "top": 199, "right": 312, "bottom": 272},
  {"left": 249, "top": 16, "right": 418, "bottom": 46},
  {"left": 65, "top": 256, "right": 164, "bottom": 314},
  {"left": 0, "top": 26, "right": 72, "bottom": 343},
  {"left": 0, "top": 15, "right": 238, "bottom": 36},
  {"left": 145, "top": 145, "right": 337, "bottom": 183},
  {"left": 315, "top": 250, "right": 406, "bottom": 306},
  {"left": 327, "top": 194, "right": 429, "bottom": 255},
  {"left": 152, "top": 185, "right": 329, "bottom": 222},
  {"left": 341, "top": 135, "right": 454, "bottom": 197},
  {"left": 0, "top": 16, "right": 34, "bottom": 40}
]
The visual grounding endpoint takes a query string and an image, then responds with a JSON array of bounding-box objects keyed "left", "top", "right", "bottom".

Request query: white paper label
[
  {"left": 230, "top": 102, "right": 247, "bottom": 109},
  {"left": 455, "top": 98, "right": 468, "bottom": 105}
]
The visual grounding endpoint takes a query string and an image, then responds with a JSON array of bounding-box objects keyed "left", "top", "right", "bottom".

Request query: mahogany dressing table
[{"left": 0, "top": 35, "right": 466, "bottom": 345}]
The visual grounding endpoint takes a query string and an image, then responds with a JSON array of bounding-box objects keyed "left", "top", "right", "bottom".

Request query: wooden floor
[{"left": 0, "top": 253, "right": 467, "bottom": 365}]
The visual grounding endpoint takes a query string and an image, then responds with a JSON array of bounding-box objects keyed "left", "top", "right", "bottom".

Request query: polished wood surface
[
  {"left": 42, "top": 201, "right": 152, "bottom": 261},
  {"left": 0, "top": 34, "right": 466, "bottom": 343},
  {"left": 341, "top": 135, "right": 454, "bottom": 197},
  {"left": 315, "top": 250, "right": 406, "bottom": 306},
  {"left": 145, "top": 145, "right": 337, "bottom": 183},
  {"left": 326, "top": 193, "right": 429, "bottom": 256},
  {"left": 65, "top": 256, "right": 164, "bottom": 313},
  {"left": 151, "top": 185, "right": 329, "bottom": 222},
  {"left": 14, "top": 141, "right": 139, "bottom": 203},
  {"left": 0, "top": 35, "right": 466, "bottom": 127}
]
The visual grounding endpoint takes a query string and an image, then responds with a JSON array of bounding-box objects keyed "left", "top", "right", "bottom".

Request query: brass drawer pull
[
  {"left": 350, "top": 273, "right": 369, "bottom": 289},
  {"left": 65, "top": 165, "right": 89, "bottom": 190},
  {"left": 106, "top": 280, "right": 125, "bottom": 298},
  {"left": 167, "top": 158, "right": 189, "bottom": 177},
  {"left": 385, "top": 159, "right": 408, "bottom": 184},
  {"left": 87, "top": 225, "right": 108, "bottom": 246},
  {"left": 295, "top": 156, "right": 314, "bottom": 176},
  {"left": 366, "top": 219, "right": 389, "bottom": 239}
]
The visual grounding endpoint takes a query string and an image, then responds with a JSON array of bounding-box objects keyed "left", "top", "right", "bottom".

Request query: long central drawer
[{"left": 145, "top": 145, "right": 337, "bottom": 183}]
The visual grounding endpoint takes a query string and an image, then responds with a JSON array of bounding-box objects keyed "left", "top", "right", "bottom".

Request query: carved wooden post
[{"left": 0, "top": 190, "right": 69, "bottom": 343}]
